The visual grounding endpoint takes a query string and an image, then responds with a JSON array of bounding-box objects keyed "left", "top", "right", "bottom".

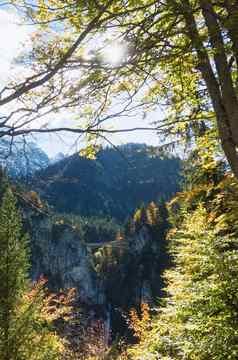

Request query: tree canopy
[{"left": 1, "top": 1, "right": 238, "bottom": 177}]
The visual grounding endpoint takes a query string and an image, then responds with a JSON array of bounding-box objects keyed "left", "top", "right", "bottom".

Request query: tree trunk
[
  {"left": 223, "top": 0, "right": 238, "bottom": 71},
  {"left": 199, "top": 0, "right": 238, "bottom": 144},
  {"left": 181, "top": 0, "right": 238, "bottom": 178}
]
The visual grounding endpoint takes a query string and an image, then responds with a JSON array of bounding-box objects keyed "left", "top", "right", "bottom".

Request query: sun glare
[
  {"left": 102, "top": 43, "right": 127, "bottom": 66},
  {"left": 0, "top": 9, "right": 29, "bottom": 82}
]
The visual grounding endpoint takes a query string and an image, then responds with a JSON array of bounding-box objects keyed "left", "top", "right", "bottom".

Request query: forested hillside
[
  {"left": 33, "top": 144, "right": 181, "bottom": 220},
  {"left": 121, "top": 156, "right": 238, "bottom": 360}
]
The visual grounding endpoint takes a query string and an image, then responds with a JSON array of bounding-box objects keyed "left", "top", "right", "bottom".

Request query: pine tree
[
  {"left": 0, "top": 187, "right": 29, "bottom": 360},
  {"left": 0, "top": 188, "right": 66, "bottom": 360}
]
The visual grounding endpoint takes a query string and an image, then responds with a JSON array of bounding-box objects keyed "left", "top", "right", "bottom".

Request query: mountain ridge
[{"left": 31, "top": 143, "right": 182, "bottom": 220}]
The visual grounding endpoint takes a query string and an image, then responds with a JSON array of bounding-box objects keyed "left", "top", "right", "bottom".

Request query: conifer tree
[
  {"left": 0, "top": 187, "right": 29, "bottom": 360},
  {"left": 0, "top": 188, "right": 66, "bottom": 360}
]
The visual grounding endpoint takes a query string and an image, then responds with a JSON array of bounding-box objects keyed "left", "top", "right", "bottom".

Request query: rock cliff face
[
  {"left": 19, "top": 199, "right": 163, "bottom": 342},
  {"left": 20, "top": 198, "right": 160, "bottom": 312},
  {"left": 0, "top": 139, "right": 49, "bottom": 178},
  {"left": 21, "top": 204, "right": 105, "bottom": 305},
  {"left": 129, "top": 226, "right": 155, "bottom": 304}
]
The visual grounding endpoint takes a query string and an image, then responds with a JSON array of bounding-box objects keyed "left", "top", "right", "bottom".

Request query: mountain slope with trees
[{"left": 33, "top": 144, "right": 181, "bottom": 220}]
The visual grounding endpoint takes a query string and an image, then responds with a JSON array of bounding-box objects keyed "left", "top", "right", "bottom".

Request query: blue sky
[{"left": 0, "top": 7, "right": 161, "bottom": 157}]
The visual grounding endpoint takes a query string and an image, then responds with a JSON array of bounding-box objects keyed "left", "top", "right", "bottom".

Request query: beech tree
[{"left": 1, "top": 1, "right": 238, "bottom": 176}]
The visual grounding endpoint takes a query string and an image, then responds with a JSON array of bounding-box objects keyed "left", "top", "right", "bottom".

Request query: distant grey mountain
[
  {"left": 50, "top": 152, "right": 65, "bottom": 164},
  {"left": 0, "top": 138, "right": 49, "bottom": 178}
]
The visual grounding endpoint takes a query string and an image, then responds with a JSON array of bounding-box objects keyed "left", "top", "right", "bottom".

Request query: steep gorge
[{"left": 7, "top": 143, "right": 180, "bottom": 346}]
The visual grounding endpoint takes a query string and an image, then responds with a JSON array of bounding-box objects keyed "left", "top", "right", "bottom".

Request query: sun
[{"left": 102, "top": 42, "right": 127, "bottom": 66}]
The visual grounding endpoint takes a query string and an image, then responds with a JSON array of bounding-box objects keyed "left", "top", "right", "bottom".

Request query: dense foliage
[
  {"left": 88, "top": 201, "right": 169, "bottom": 343},
  {"left": 53, "top": 213, "right": 121, "bottom": 245},
  {"left": 120, "top": 161, "right": 238, "bottom": 359},
  {"left": 0, "top": 187, "right": 73, "bottom": 360}
]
